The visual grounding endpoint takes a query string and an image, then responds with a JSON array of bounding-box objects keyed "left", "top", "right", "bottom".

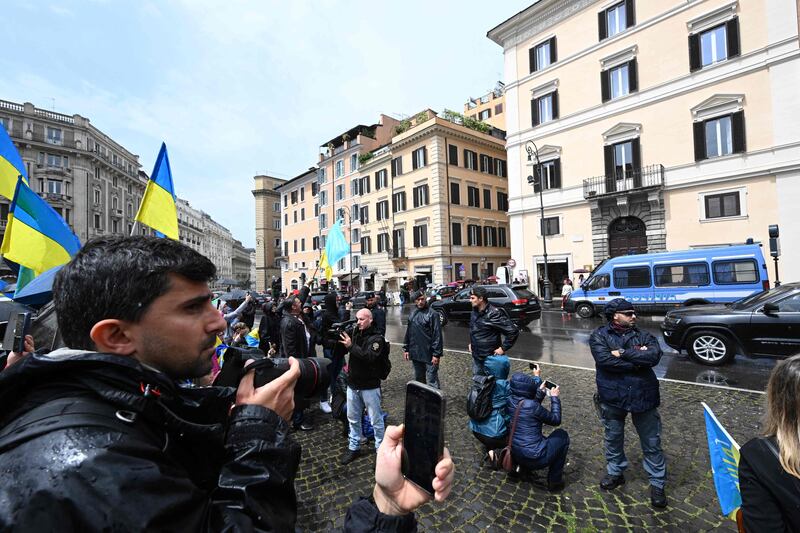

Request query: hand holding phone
[
  {"left": 544, "top": 380, "right": 558, "bottom": 390},
  {"left": 402, "top": 382, "right": 445, "bottom": 496},
  {"left": 4, "top": 312, "right": 31, "bottom": 353}
]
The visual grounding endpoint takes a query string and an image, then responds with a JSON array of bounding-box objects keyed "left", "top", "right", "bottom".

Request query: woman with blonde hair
[{"left": 740, "top": 354, "right": 800, "bottom": 531}]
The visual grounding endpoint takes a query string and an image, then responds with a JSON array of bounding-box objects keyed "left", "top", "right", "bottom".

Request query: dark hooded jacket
[
  {"left": 347, "top": 324, "right": 387, "bottom": 390},
  {"left": 589, "top": 323, "right": 662, "bottom": 413},
  {"left": 279, "top": 287, "right": 312, "bottom": 358},
  {"left": 0, "top": 349, "right": 301, "bottom": 531},
  {"left": 320, "top": 293, "right": 343, "bottom": 351},
  {"left": 469, "top": 303, "right": 519, "bottom": 359},
  {"left": 258, "top": 304, "right": 281, "bottom": 353},
  {"left": 507, "top": 372, "right": 561, "bottom": 461}
]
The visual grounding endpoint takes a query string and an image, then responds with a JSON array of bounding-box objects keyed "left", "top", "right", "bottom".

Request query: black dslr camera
[
  {"left": 213, "top": 346, "right": 331, "bottom": 402},
  {"left": 328, "top": 318, "right": 357, "bottom": 337}
]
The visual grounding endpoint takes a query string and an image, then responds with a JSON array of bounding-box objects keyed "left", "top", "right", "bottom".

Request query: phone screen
[
  {"left": 403, "top": 382, "right": 446, "bottom": 496},
  {"left": 544, "top": 380, "right": 558, "bottom": 390},
  {"left": 4, "top": 312, "right": 31, "bottom": 352}
]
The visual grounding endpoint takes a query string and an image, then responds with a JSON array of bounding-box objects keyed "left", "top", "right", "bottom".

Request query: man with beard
[
  {"left": 403, "top": 291, "right": 443, "bottom": 388},
  {"left": 0, "top": 236, "right": 455, "bottom": 531}
]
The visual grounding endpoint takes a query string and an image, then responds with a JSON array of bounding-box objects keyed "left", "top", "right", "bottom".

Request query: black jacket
[
  {"left": 403, "top": 305, "right": 443, "bottom": 363},
  {"left": 589, "top": 323, "right": 662, "bottom": 413},
  {"left": 321, "top": 293, "right": 347, "bottom": 355},
  {"left": 469, "top": 303, "right": 519, "bottom": 359},
  {"left": 740, "top": 436, "right": 800, "bottom": 532},
  {"left": 347, "top": 324, "right": 387, "bottom": 390},
  {"left": 258, "top": 308, "right": 282, "bottom": 353},
  {"left": 280, "top": 311, "right": 311, "bottom": 359},
  {"left": 366, "top": 303, "right": 386, "bottom": 336},
  {"left": 0, "top": 350, "right": 301, "bottom": 531}
]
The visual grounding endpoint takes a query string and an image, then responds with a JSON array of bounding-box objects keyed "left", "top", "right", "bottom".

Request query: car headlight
[{"left": 665, "top": 316, "right": 682, "bottom": 325}]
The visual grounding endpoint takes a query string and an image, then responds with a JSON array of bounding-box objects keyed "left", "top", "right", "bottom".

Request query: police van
[{"left": 564, "top": 244, "right": 769, "bottom": 318}]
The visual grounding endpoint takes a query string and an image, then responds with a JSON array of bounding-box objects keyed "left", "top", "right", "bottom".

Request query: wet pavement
[
  {"left": 383, "top": 305, "right": 776, "bottom": 393},
  {"left": 293, "top": 342, "right": 765, "bottom": 531}
]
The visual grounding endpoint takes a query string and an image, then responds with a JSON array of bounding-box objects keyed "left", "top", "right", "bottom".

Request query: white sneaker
[{"left": 319, "top": 400, "right": 332, "bottom": 414}]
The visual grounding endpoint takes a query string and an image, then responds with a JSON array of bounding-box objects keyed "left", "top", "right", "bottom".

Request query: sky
[{"left": 0, "top": 0, "right": 529, "bottom": 248}]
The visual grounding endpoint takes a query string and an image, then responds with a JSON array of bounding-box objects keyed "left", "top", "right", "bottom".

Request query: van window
[
  {"left": 713, "top": 259, "right": 758, "bottom": 284},
  {"left": 613, "top": 267, "right": 651, "bottom": 288},
  {"left": 654, "top": 263, "right": 710, "bottom": 286},
  {"left": 585, "top": 274, "right": 610, "bottom": 290}
]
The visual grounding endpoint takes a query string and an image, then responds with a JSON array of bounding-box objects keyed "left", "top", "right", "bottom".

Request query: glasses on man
[{"left": 617, "top": 311, "right": 636, "bottom": 316}]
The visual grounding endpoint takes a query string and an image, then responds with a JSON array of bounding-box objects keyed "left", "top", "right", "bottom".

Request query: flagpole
[{"left": 130, "top": 220, "right": 139, "bottom": 236}]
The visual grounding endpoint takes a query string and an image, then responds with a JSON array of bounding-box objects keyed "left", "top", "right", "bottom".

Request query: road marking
[{"left": 397, "top": 342, "right": 765, "bottom": 395}]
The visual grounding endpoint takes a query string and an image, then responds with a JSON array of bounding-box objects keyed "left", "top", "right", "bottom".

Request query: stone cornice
[
  {"left": 487, "top": 0, "right": 598, "bottom": 50},
  {"left": 391, "top": 120, "right": 506, "bottom": 153}
]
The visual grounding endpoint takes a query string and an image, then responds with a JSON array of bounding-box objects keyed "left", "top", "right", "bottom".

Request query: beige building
[
  {"left": 0, "top": 99, "right": 151, "bottom": 247},
  {"left": 202, "top": 213, "right": 234, "bottom": 284},
  {"left": 276, "top": 168, "right": 321, "bottom": 293},
  {"left": 177, "top": 198, "right": 204, "bottom": 253},
  {"left": 357, "top": 109, "right": 511, "bottom": 291},
  {"left": 252, "top": 174, "right": 285, "bottom": 291},
  {"left": 488, "top": 0, "right": 800, "bottom": 291},
  {"left": 232, "top": 239, "right": 255, "bottom": 289},
  {"left": 464, "top": 82, "right": 507, "bottom": 131}
]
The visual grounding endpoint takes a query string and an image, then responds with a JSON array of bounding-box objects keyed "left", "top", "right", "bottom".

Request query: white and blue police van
[{"left": 564, "top": 244, "right": 770, "bottom": 318}]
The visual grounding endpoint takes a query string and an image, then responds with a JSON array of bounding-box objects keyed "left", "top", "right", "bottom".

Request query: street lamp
[{"left": 525, "top": 140, "right": 553, "bottom": 304}]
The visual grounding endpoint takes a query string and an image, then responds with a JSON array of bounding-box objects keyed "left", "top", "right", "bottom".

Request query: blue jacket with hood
[
  {"left": 468, "top": 355, "right": 511, "bottom": 439},
  {"left": 507, "top": 372, "right": 561, "bottom": 461}
]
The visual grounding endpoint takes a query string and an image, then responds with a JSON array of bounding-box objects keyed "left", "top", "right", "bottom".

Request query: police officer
[
  {"left": 589, "top": 298, "right": 667, "bottom": 509},
  {"left": 403, "top": 291, "right": 443, "bottom": 388},
  {"left": 364, "top": 291, "right": 386, "bottom": 336}
]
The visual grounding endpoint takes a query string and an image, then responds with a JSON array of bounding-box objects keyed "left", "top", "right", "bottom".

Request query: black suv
[
  {"left": 661, "top": 282, "right": 800, "bottom": 366},
  {"left": 430, "top": 284, "right": 541, "bottom": 327}
]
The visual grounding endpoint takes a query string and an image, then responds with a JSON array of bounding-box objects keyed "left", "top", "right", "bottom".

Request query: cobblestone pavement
[{"left": 292, "top": 346, "right": 765, "bottom": 532}]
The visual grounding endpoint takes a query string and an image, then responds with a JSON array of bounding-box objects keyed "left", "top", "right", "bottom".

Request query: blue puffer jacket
[
  {"left": 589, "top": 324, "right": 662, "bottom": 413},
  {"left": 469, "top": 355, "right": 511, "bottom": 439},
  {"left": 507, "top": 373, "right": 561, "bottom": 461}
]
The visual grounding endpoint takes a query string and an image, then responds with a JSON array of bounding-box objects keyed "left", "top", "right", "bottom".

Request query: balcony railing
[
  {"left": 391, "top": 247, "right": 406, "bottom": 259},
  {"left": 583, "top": 164, "right": 664, "bottom": 199}
]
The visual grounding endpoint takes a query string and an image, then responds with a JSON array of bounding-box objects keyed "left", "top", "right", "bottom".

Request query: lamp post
[{"left": 525, "top": 140, "right": 553, "bottom": 304}]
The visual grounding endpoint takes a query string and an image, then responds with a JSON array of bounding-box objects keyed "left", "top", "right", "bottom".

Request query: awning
[
  {"left": 384, "top": 271, "right": 410, "bottom": 279},
  {"left": 338, "top": 273, "right": 360, "bottom": 281}
]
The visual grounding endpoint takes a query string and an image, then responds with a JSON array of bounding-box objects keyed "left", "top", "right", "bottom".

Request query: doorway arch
[{"left": 608, "top": 216, "right": 647, "bottom": 257}]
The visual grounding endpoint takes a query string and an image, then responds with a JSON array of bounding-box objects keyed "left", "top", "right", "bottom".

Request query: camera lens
[{"left": 254, "top": 357, "right": 332, "bottom": 399}]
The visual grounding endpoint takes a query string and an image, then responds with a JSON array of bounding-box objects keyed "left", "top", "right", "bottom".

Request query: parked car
[
  {"left": 425, "top": 285, "right": 457, "bottom": 301},
  {"left": 349, "top": 291, "right": 372, "bottom": 309},
  {"left": 309, "top": 291, "right": 331, "bottom": 309},
  {"left": 566, "top": 244, "right": 769, "bottom": 318},
  {"left": 661, "top": 282, "right": 800, "bottom": 366},
  {"left": 430, "top": 284, "right": 541, "bottom": 327}
]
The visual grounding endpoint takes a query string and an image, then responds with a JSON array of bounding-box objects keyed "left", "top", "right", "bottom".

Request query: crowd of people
[{"left": 1, "top": 235, "right": 798, "bottom": 530}]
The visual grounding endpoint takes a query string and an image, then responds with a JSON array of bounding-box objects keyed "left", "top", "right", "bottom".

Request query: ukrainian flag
[
  {"left": 702, "top": 402, "right": 741, "bottom": 520},
  {"left": 325, "top": 219, "right": 350, "bottom": 266},
  {"left": 319, "top": 249, "right": 333, "bottom": 281},
  {"left": 0, "top": 126, "right": 28, "bottom": 201},
  {"left": 135, "top": 143, "right": 178, "bottom": 240},
  {"left": 1, "top": 177, "right": 81, "bottom": 274}
]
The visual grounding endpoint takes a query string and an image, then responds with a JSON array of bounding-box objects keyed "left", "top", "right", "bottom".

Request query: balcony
[
  {"left": 583, "top": 164, "right": 664, "bottom": 200},
  {"left": 390, "top": 247, "right": 406, "bottom": 260},
  {"left": 43, "top": 192, "right": 72, "bottom": 203}
]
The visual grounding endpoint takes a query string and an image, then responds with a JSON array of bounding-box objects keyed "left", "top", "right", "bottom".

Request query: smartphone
[
  {"left": 529, "top": 363, "right": 539, "bottom": 371},
  {"left": 403, "top": 381, "right": 446, "bottom": 496},
  {"left": 544, "top": 380, "right": 558, "bottom": 390},
  {"left": 4, "top": 312, "right": 31, "bottom": 353}
]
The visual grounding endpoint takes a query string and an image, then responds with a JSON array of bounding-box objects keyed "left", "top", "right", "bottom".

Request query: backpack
[
  {"left": 466, "top": 373, "right": 495, "bottom": 421},
  {"left": 379, "top": 340, "right": 392, "bottom": 380}
]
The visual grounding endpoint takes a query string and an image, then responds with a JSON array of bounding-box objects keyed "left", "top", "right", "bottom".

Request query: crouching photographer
[{"left": 0, "top": 236, "right": 454, "bottom": 532}]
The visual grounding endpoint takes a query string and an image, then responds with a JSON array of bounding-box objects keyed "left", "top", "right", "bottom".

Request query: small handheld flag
[
  {"left": 135, "top": 143, "right": 178, "bottom": 239},
  {"left": 702, "top": 402, "right": 742, "bottom": 520}
]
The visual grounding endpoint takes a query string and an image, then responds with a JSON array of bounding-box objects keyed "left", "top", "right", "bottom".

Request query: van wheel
[
  {"left": 575, "top": 303, "right": 594, "bottom": 319},
  {"left": 687, "top": 331, "right": 735, "bottom": 366}
]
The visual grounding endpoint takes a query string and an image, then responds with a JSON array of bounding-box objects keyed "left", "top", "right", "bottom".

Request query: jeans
[
  {"left": 412, "top": 360, "right": 441, "bottom": 389},
  {"left": 515, "top": 428, "right": 570, "bottom": 484},
  {"left": 600, "top": 403, "right": 666, "bottom": 488},
  {"left": 347, "top": 386, "right": 384, "bottom": 451}
]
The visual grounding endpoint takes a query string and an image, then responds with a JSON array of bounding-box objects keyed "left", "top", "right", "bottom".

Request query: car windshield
[{"left": 732, "top": 286, "right": 790, "bottom": 309}]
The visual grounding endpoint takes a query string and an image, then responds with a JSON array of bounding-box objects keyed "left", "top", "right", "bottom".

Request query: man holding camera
[
  {"left": 589, "top": 298, "right": 667, "bottom": 509},
  {"left": 403, "top": 290, "right": 443, "bottom": 389},
  {"left": 0, "top": 236, "right": 454, "bottom": 531},
  {"left": 468, "top": 286, "right": 519, "bottom": 375},
  {"left": 339, "top": 308, "right": 387, "bottom": 465}
]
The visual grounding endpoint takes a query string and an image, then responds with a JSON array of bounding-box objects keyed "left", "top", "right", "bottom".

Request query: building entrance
[
  {"left": 536, "top": 260, "right": 569, "bottom": 298},
  {"left": 608, "top": 216, "right": 647, "bottom": 257}
]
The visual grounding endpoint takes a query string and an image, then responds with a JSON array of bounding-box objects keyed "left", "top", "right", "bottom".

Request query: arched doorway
[{"left": 608, "top": 216, "right": 647, "bottom": 257}]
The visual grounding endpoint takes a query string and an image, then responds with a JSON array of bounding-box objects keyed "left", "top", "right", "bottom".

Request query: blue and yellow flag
[
  {"left": 319, "top": 249, "right": 333, "bottom": 281},
  {"left": 325, "top": 219, "right": 350, "bottom": 266},
  {"left": 1, "top": 177, "right": 81, "bottom": 274},
  {"left": 0, "top": 126, "right": 28, "bottom": 201},
  {"left": 135, "top": 143, "right": 178, "bottom": 240},
  {"left": 702, "top": 402, "right": 741, "bottom": 520}
]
